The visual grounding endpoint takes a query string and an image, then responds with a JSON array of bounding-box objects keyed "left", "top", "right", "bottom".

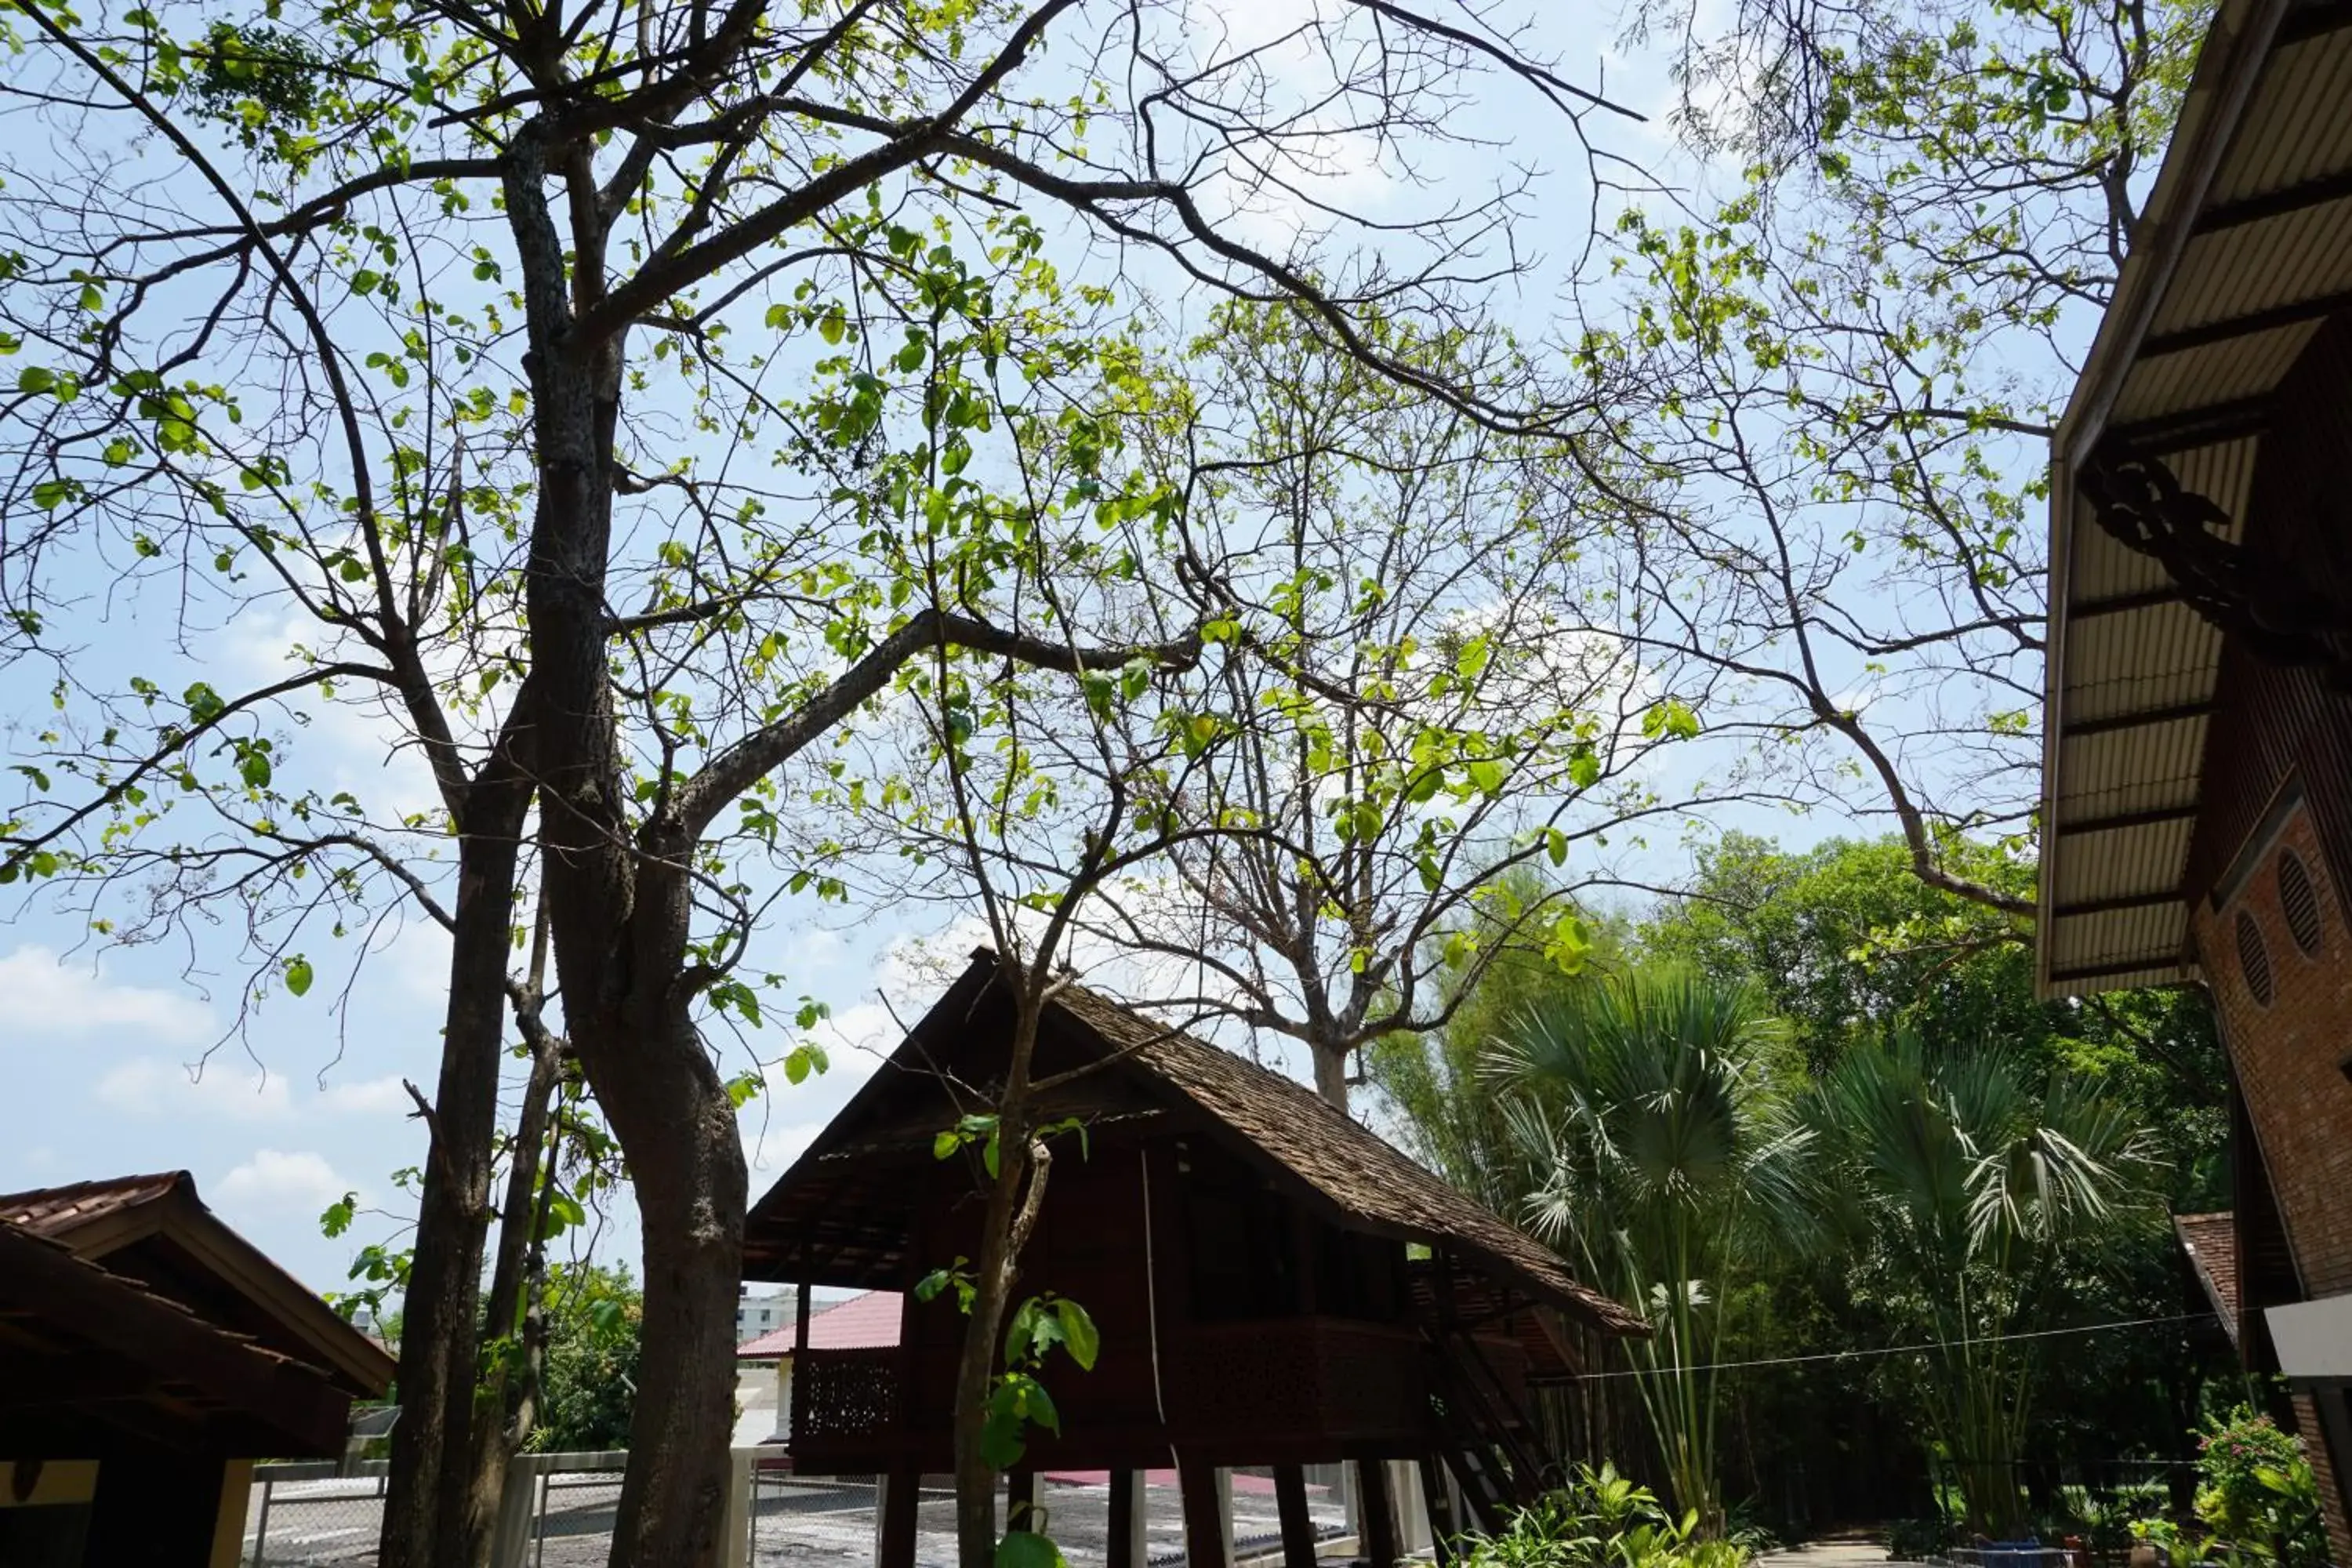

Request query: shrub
[
  {"left": 1883, "top": 1518, "right": 1950, "bottom": 1561},
  {"left": 2193, "top": 1406, "right": 2328, "bottom": 1563},
  {"left": 1454, "top": 1465, "right": 1754, "bottom": 1568}
]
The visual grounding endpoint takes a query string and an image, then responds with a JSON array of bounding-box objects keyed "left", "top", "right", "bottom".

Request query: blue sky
[{"left": 0, "top": 0, "right": 1946, "bottom": 1294}]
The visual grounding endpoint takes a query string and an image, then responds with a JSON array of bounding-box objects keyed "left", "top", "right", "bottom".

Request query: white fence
[{"left": 244, "top": 1456, "right": 1367, "bottom": 1568}]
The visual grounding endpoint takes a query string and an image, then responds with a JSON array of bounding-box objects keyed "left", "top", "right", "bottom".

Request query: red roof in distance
[{"left": 738, "top": 1290, "right": 902, "bottom": 1358}]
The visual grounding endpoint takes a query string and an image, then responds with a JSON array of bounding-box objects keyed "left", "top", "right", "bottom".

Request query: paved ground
[
  {"left": 1759, "top": 1541, "right": 1892, "bottom": 1565},
  {"left": 244, "top": 1470, "right": 1348, "bottom": 1568}
]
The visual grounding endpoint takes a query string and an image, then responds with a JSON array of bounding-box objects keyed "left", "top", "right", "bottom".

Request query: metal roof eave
[{"left": 2037, "top": 0, "right": 2299, "bottom": 999}]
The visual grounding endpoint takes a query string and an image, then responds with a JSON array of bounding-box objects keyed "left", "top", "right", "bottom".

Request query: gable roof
[
  {"left": 0, "top": 1171, "right": 394, "bottom": 1398},
  {"left": 746, "top": 952, "right": 1644, "bottom": 1337},
  {"left": 738, "top": 1290, "right": 905, "bottom": 1359},
  {"left": 2176, "top": 1210, "right": 2243, "bottom": 1345},
  {"left": 2038, "top": 0, "right": 2352, "bottom": 994},
  {"left": 0, "top": 1214, "right": 356, "bottom": 1457}
]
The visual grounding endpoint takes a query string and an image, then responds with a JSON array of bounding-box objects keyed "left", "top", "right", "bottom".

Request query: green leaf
[
  {"left": 16, "top": 366, "right": 56, "bottom": 394},
  {"left": 284, "top": 956, "right": 314, "bottom": 996},
  {"left": 1054, "top": 1298, "right": 1100, "bottom": 1370},
  {"left": 350, "top": 269, "right": 384, "bottom": 296},
  {"left": 996, "top": 1531, "right": 1063, "bottom": 1568}
]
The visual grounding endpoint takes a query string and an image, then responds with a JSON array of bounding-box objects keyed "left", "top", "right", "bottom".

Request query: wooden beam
[
  {"left": 2069, "top": 586, "right": 2190, "bottom": 620},
  {"left": 2063, "top": 700, "right": 2213, "bottom": 738},
  {"left": 1419, "top": 1456, "right": 1460, "bottom": 1567},
  {"left": 2047, "top": 956, "right": 2189, "bottom": 985},
  {"left": 1180, "top": 1459, "right": 1230, "bottom": 1568},
  {"left": 2051, "top": 888, "right": 2182, "bottom": 919},
  {"left": 2053, "top": 803, "right": 2201, "bottom": 837},
  {"left": 1007, "top": 1470, "right": 1038, "bottom": 1534},
  {"left": 2140, "top": 288, "right": 2352, "bottom": 358},
  {"left": 877, "top": 1463, "right": 920, "bottom": 1568},
  {"left": 2196, "top": 169, "right": 2352, "bottom": 233},
  {"left": 2103, "top": 397, "right": 2271, "bottom": 453},
  {"left": 1109, "top": 1469, "right": 1145, "bottom": 1568},
  {"left": 1356, "top": 1459, "right": 1400, "bottom": 1568},
  {"left": 1273, "top": 1465, "right": 1319, "bottom": 1568}
]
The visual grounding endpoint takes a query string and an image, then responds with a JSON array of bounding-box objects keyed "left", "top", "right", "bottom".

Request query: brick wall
[{"left": 2190, "top": 797, "right": 2352, "bottom": 1561}]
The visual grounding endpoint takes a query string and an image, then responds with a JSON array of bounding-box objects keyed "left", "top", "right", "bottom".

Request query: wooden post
[
  {"left": 1274, "top": 1465, "right": 1319, "bottom": 1568},
  {"left": 877, "top": 1463, "right": 920, "bottom": 1568},
  {"left": 1180, "top": 1458, "right": 1229, "bottom": 1568},
  {"left": 1417, "top": 1456, "right": 1457, "bottom": 1566},
  {"left": 1007, "top": 1470, "right": 1039, "bottom": 1534},
  {"left": 1109, "top": 1468, "right": 1145, "bottom": 1568},
  {"left": 1354, "top": 1458, "right": 1399, "bottom": 1568}
]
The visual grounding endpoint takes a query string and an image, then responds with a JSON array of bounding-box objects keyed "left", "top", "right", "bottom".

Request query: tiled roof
[
  {"left": 2176, "top": 1210, "right": 2242, "bottom": 1341},
  {"left": 738, "top": 1290, "right": 904, "bottom": 1358},
  {"left": 0, "top": 1212, "right": 352, "bottom": 1455},
  {"left": 0, "top": 1170, "right": 186, "bottom": 1236},
  {"left": 1048, "top": 977, "right": 1647, "bottom": 1336}
]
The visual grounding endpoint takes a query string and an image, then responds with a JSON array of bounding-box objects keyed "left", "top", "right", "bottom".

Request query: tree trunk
[
  {"left": 380, "top": 801, "right": 531, "bottom": 1568},
  {"left": 1311, "top": 1040, "right": 1351, "bottom": 1112},
  {"left": 575, "top": 1001, "right": 747, "bottom": 1568},
  {"left": 456, "top": 1029, "right": 564, "bottom": 1568}
]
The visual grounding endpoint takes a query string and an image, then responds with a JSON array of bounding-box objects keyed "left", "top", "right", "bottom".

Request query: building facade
[{"left": 2037, "top": 0, "right": 2352, "bottom": 1555}]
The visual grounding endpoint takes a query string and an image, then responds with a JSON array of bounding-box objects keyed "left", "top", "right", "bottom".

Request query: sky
[{"left": 0, "top": 0, "right": 1953, "bottom": 1295}]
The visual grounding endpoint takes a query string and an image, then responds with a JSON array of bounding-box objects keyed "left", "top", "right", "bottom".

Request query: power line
[{"left": 1570, "top": 1310, "right": 2220, "bottom": 1380}]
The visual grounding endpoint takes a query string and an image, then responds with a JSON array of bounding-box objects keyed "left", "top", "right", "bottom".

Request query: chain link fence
[{"left": 246, "top": 1456, "right": 1352, "bottom": 1568}]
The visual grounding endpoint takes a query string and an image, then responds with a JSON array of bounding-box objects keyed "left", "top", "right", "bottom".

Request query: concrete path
[{"left": 1760, "top": 1541, "right": 1892, "bottom": 1565}]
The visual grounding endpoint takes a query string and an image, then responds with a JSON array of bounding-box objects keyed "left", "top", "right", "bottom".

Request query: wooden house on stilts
[{"left": 742, "top": 951, "right": 1644, "bottom": 1568}]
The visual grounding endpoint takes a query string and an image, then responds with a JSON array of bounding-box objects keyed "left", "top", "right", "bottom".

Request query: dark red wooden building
[
  {"left": 0, "top": 1171, "right": 395, "bottom": 1567},
  {"left": 742, "top": 952, "right": 1642, "bottom": 1568},
  {"left": 2038, "top": 0, "right": 2352, "bottom": 1554}
]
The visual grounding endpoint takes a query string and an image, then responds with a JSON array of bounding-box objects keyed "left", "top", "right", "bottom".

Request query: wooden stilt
[
  {"left": 1274, "top": 1464, "right": 1319, "bottom": 1568},
  {"left": 877, "top": 1464, "right": 920, "bottom": 1568},
  {"left": 1417, "top": 1456, "right": 1457, "bottom": 1566},
  {"left": 1007, "top": 1470, "right": 1039, "bottom": 1534},
  {"left": 1109, "top": 1468, "right": 1144, "bottom": 1568},
  {"left": 1181, "top": 1457, "right": 1230, "bottom": 1568},
  {"left": 1355, "top": 1458, "right": 1399, "bottom": 1568}
]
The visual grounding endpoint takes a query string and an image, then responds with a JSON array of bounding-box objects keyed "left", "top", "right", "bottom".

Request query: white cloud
[
  {"left": 97, "top": 1057, "right": 290, "bottom": 1120},
  {"left": 216, "top": 1149, "right": 353, "bottom": 1216},
  {"left": 0, "top": 945, "right": 212, "bottom": 1044},
  {"left": 96, "top": 1055, "right": 409, "bottom": 1122}
]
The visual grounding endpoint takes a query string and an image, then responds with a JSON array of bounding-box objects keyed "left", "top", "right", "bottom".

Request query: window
[
  {"left": 2237, "top": 909, "right": 2275, "bottom": 1007},
  {"left": 2278, "top": 849, "right": 2325, "bottom": 956}
]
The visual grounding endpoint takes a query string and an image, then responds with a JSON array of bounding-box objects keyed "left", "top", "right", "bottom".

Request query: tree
[
  {"left": 1493, "top": 967, "right": 1811, "bottom": 1537},
  {"left": 0, "top": 5, "right": 1647, "bottom": 1563},
  {"left": 1076, "top": 301, "right": 1739, "bottom": 1111},
  {"left": 529, "top": 1265, "right": 646, "bottom": 1454},
  {"left": 1570, "top": 0, "right": 2209, "bottom": 914},
  {"left": 1803, "top": 1032, "right": 2164, "bottom": 1537}
]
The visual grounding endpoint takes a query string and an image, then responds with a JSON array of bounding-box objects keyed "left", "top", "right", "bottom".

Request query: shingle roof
[
  {"left": 746, "top": 952, "right": 1644, "bottom": 1337},
  {"left": 1046, "top": 978, "right": 1646, "bottom": 1336},
  {"left": 0, "top": 1170, "right": 184, "bottom": 1235},
  {"left": 738, "top": 1290, "right": 904, "bottom": 1358},
  {"left": 2176, "top": 1210, "right": 2243, "bottom": 1342},
  {"left": 0, "top": 1212, "right": 353, "bottom": 1456},
  {"left": 0, "top": 1169, "right": 395, "bottom": 1397}
]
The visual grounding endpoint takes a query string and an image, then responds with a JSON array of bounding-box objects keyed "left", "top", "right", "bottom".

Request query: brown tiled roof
[
  {"left": 0, "top": 1169, "right": 395, "bottom": 1397},
  {"left": 0, "top": 1214, "right": 353, "bottom": 1456},
  {"left": 2176, "top": 1210, "right": 2241, "bottom": 1343},
  {"left": 1048, "top": 978, "right": 1645, "bottom": 1336},
  {"left": 0, "top": 1169, "right": 186, "bottom": 1236}
]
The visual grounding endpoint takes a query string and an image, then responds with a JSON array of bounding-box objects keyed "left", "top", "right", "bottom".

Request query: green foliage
[
  {"left": 1454, "top": 1465, "right": 1753, "bottom": 1568},
  {"left": 1495, "top": 967, "right": 1810, "bottom": 1537},
  {"left": 2192, "top": 1406, "right": 2328, "bottom": 1563},
  {"left": 1802, "top": 1034, "right": 2165, "bottom": 1537},
  {"left": 527, "top": 1266, "right": 642, "bottom": 1454}
]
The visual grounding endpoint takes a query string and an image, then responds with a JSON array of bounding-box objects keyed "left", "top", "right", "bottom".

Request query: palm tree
[
  {"left": 1491, "top": 967, "right": 1812, "bottom": 1537},
  {"left": 1804, "top": 1034, "right": 2162, "bottom": 1538}
]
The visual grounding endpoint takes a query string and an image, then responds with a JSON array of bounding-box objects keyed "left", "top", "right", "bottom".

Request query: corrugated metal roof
[{"left": 2038, "top": 0, "right": 2352, "bottom": 996}]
